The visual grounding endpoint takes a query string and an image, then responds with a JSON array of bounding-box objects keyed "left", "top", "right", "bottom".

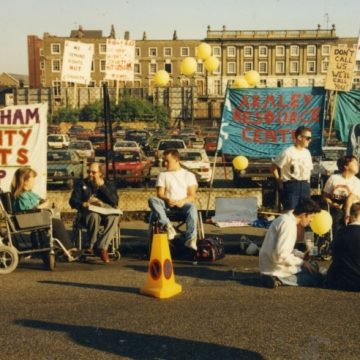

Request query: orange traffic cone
[{"left": 140, "top": 233, "right": 182, "bottom": 299}]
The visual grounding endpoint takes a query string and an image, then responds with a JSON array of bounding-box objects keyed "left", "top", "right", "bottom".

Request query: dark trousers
[{"left": 282, "top": 180, "right": 311, "bottom": 211}]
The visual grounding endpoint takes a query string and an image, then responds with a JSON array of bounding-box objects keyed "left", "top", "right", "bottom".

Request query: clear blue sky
[{"left": 1, "top": 0, "right": 359, "bottom": 74}]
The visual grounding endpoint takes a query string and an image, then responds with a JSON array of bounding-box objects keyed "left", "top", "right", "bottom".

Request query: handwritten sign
[
  {"left": 105, "top": 39, "right": 135, "bottom": 81},
  {"left": 61, "top": 40, "right": 94, "bottom": 85},
  {"left": 325, "top": 45, "right": 356, "bottom": 92},
  {"left": 0, "top": 103, "right": 48, "bottom": 197}
]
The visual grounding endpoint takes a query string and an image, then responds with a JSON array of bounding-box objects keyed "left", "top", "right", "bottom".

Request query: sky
[{"left": 0, "top": 0, "right": 359, "bottom": 75}]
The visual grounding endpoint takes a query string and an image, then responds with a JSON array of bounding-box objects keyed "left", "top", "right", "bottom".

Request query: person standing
[{"left": 270, "top": 126, "right": 313, "bottom": 211}]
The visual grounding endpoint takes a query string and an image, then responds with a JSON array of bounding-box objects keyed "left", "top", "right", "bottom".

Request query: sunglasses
[{"left": 301, "top": 135, "right": 312, "bottom": 141}]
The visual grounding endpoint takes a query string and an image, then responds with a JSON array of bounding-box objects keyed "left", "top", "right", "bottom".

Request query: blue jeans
[
  {"left": 148, "top": 196, "right": 197, "bottom": 241},
  {"left": 277, "top": 268, "right": 323, "bottom": 287},
  {"left": 282, "top": 180, "right": 310, "bottom": 211}
]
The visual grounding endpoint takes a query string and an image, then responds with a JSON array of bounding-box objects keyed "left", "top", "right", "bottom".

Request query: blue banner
[{"left": 218, "top": 87, "right": 325, "bottom": 158}]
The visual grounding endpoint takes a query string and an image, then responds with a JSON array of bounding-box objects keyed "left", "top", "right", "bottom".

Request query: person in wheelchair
[
  {"left": 322, "top": 155, "right": 360, "bottom": 236},
  {"left": 148, "top": 148, "right": 198, "bottom": 251},
  {"left": 69, "top": 162, "right": 119, "bottom": 263},
  {"left": 11, "top": 167, "right": 74, "bottom": 251}
]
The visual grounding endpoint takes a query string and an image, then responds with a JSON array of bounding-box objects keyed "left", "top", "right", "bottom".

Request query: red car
[
  {"left": 204, "top": 135, "right": 218, "bottom": 155},
  {"left": 108, "top": 149, "right": 152, "bottom": 186}
]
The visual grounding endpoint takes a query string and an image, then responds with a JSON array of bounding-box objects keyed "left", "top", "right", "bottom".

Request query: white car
[
  {"left": 48, "top": 134, "right": 70, "bottom": 149},
  {"left": 113, "top": 140, "right": 140, "bottom": 151},
  {"left": 69, "top": 140, "right": 95, "bottom": 159},
  {"left": 178, "top": 149, "right": 212, "bottom": 185},
  {"left": 155, "top": 139, "right": 187, "bottom": 165}
]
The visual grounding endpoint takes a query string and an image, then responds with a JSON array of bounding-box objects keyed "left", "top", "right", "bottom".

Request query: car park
[
  {"left": 47, "top": 149, "right": 84, "bottom": 189},
  {"left": 69, "top": 140, "right": 95, "bottom": 160},
  {"left": 155, "top": 139, "right": 187, "bottom": 166},
  {"left": 113, "top": 140, "right": 140, "bottom": 151},
  {"left": 47, "top": 134, "right": 70, "bottom": 149}
]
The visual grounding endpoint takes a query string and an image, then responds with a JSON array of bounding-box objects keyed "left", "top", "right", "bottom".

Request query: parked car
[
  {"left": 47, "top": 149, "right": 84, "bottom": 189},
  {"left": 204, "top": 135, "right": 218, "bottom": 155},
  {"left": 108, "top": 149, "right": 152, "bottom": 186},
  {"left": 155, "top": 139, "right": 187, "bottom": 166},
  {"left": 47, "top": 134, "right": 70, "bottom": 149},
  {"left": 178, "top": 149, "right": 212, "bottom": 185},
  {"left": 67, "top": 124, "right": 85, "bottom": 137},
  {"left": 125, "top": 130, "right": 151, "bottom": 154},
  {"left": 69, "top": 140, "right": 95, "bottom": 160},
  {"left": 113, "top": 140, "right": 140, "bottom": 151},
  {"left": 89, "top": 135, "right": 107, "bottom": 157},
  {"left": 47, "top": 124, "right": 60, "bottom": 134}
]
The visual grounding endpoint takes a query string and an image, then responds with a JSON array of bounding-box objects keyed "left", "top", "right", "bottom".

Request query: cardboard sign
[
  {"left": 0, "top": 103, "right": 48, "bottom": 198},
  {"left": 325, "top": 45, "right": 356, "bottom": 92}
]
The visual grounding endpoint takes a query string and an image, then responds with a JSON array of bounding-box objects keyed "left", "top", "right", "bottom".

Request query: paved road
[{"left": 1, "top": 221, "right": 360, "bottom": 360}]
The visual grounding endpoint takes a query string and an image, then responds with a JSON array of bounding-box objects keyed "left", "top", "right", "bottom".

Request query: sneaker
[
  {"left": 165, "top": 224, "right": 177, "bottom": 240},
  {"left": 100, "top": 249, "right": 110, "bottom": 263},
  {"left": 184, "top": 237, "right": 198, "bottom": 251},
  {"left": 261, "top": 274, "right": 281, "bottom": 289}
]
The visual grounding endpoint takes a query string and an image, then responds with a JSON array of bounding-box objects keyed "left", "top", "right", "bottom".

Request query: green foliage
[
  {"left": 79, "top": 101, "right": 102, "bottom": 121},
  {"left": 52, "top": 107, "right": 79, "bottom": 123}
]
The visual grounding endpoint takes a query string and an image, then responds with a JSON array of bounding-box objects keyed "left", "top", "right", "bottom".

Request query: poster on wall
[
  {"left": 0, "top": 103, "right": 48, "bottom": 198},
  {"left": 217, "top": 87, "right": 325, "bottom": 158}
]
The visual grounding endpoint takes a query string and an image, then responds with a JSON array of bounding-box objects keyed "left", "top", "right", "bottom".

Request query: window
[
  {"left": 277, "top": 79, "right": 283, "bottom": 87},
  {"left": 227, "top": 62, "right": 236, "bottom": 74},
  {"left": 276, "top": 61, "right": 285, "bottom": 73},
  {"left": 135, "top": 47, "right": 140, "bottom": 57},
  {"left": 134, "top": 63, "right": 141, "bottom": 74},
  {"left": 99, "top": 43, "right": 106, "bottom": 54},
  {"left": 212, "top": 46, "right": 221, "bottom": 56},
  {"left": 52, "top": 60, "right": 61, "bottom": 72},
  {"left": 260, "top": 79, "right": 267, "bottom": 87},
  {"left": 133, "top": 80, "right": 141, "bottom": 88},
  {"left": 52, "top": 80, "right": 61, "bottom": 96},
  {"left": 149, "top": 47, "right": 157, "bottom": 57},
  {"left": 244, "top": 46, "right": 253, "bottom": 57},
  {"left": 307, "top": 61, "right": 316, "bottom": 73},
  {"left": 88, "top": 81, "right": 96, "bottom": 87},
  {"left": 259, "top": 46, "right": 268, "bottom": 57},
  {"left": 290, "top": 45, "right": 299, "bottom": 57},
  {"left": 322, "top": 45, "right": 330, "bottom": 56},
  {"left": 321, "top": 60, "right": 329, "bottom": 73},
  {"left": 259, "top": 61, "right": 268, "bottom": 74},
  {"left": 40, "top": 61, "right": 45, "bottom": 70},
  {"left": 292, "top": 79, "right": 298, "bottom": 87},
  {"left": 196, "top": 80, "right": 205, "bottom": 96},
  {"left": 41, "top": 77, "right": 45, "bottom": 86},
  {"left": 227, "top": 46, "right": 236, "bottom": 57},
  {"left": 244, "top": 62, "right": 253, "bottom": 72},
  {"left": 164, "top": 63, "right": 172, "bottom": 73},
  {"left": 290, "top": 61, "right": 299, "bottom": 73},
  {"left": 51, "top": 43, "right": 60, "bottom": 54},
  {"left": 276, "top": 46, "right": 285, "bottom": 57},
  {"left": 214, "top": 80, "right": 221, "bottom": 95},
  {"left": 39, "top": 48, "right": 44, "bottom": 56},
  {"left": 149, "top": 63, "right": 157, "bottom": 74},
  {"left": 181, "top": 47, "right": 189, "bottom": 56},
  {"left": 181, "top": 79, "right": 190, "bottom": 87},
  {"left": 197, "top": 63, "right": 204, "bottom": 73},
  {"left": 100, "top": 60, "right": 106, "bottom": 72},
  {"left": 307, "top": 45, "right": 316, "bottom": 56},
  {"left": 355, "top": 61, "right": 360, "bottom": 71},
  {"left": 164, "top": 47, "right": 172, "bottom": 56}
]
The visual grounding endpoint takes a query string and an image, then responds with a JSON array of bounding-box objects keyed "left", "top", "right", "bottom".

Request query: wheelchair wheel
[
  {"left": 44, "top": 253, "right": 56, "bottom": 271},
  {"left": 0, "top": 245, "right": 19, "bottom": 275},
  {"left": 110, "top": 250, "right": 121, "bottom": 261}
]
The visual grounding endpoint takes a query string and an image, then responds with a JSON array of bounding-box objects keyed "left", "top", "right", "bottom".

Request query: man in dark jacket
[
  {"left": 326, "top": 202, "right": 360, "bottom": 291},
  {"left": 69, "top": 162, "right": 119, "bottom": 263}
]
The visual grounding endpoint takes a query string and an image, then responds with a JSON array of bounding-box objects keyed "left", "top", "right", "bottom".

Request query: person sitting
[
  {"left": 325, "top": 202, "right": 360, "bottom": 292},
  {"left": 69, "top": 162, "right": 119, "bottom": 263},
  {"left": 11, "top": 167, "right": 74, "bottom": 251},
  {"left": 259, "top": 197, "right": 323, "bottom": 288},
  {"left": 148, "top": 149, "right": 198, "bottom": 251},
  {"left": 322, "top": 155, "right": 360, "bottom": 236}
]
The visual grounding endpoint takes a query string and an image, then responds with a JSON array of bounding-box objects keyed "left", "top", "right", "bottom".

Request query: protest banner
[
  {"left": 61, "top": 40, "right": 94, "bottom": 85},
  {"left": 0, "top": 103, "right": 48, "bottom": 198},
  {"left": 217, "top": 87, "right": 325, "bottom": 158},
  {"left": 105, "top": 39, "right": 135, "bottom": 81},
  {"left": 325, "top": 45, "right": 356, "bottom": 92}
]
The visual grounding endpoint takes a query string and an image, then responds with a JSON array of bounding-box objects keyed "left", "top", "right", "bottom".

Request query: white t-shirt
[
  {"left": 156, "top": 168, "right": 198, "bottom": 201},
  {"left": 259, "top": 212, "right": 304, "bottom": 277},
  {"left": 323, "top": 174, "right": 360, "bottom": 203},
  {"left": 274, "top": 145, "right": 313, "bottom": 181}
]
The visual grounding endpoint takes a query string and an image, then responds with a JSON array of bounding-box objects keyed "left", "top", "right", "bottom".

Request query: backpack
[{"left": 195, "top": 236, "right": 225, "bottom": 262}]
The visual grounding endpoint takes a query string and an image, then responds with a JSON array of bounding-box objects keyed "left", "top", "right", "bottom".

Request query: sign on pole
[
  {"left": 0, "top": 103, "right": 48, "bottom": 198},
  {"left": 61, "top": 40, "right": 94, "bottom": 85},
  {"left": 105, "top": 39, "right": 135, "bottom": 81},
  {"left": 325, "top": 45, "right": 356, "bottom": 92}
]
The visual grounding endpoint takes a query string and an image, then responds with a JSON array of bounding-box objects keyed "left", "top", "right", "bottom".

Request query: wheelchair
[
  {"left": 72, "top": 211, "right": 121, "bottom": 262},
  {"left": 0, "top": 191, "right": 58, "bottom": 274}
]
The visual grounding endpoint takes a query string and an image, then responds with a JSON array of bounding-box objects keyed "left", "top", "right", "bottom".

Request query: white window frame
[
  {"left": 40, "top": 61, "right": 45, "bottom": 70},
  {"left": 259, "top": 61, "right": 268, "bottom": 74},
  {"left": 227, "top": 62, "right": 236, "bottom": 74},
  {"left": 244, "top": 61, "right": 253, "bottom": 72},
  {"left": 134, "top": 63, "right": 141, "bottom": 74},
  {"left": 259, "top": 46, "right": 268, "bottom": 57},
  {"left": 135, "top": 47, "right": 140, "bottom": 57},
  {"left": 212, "top": 46, "right": 221, "bottom": 57},
  {"left": 276, "top": 61, "right": 285, "bottom": 74},
  {"left": 149, "top": 63, "right": 157, "bottom": 74},
  {"left": 322, "top": 45, "right": 330, "bottom": 56},
  {"left": 51, "top": 60, "right": 61, "bottom": 72},
  {"left": 99, "top": 43, "right": 106, "bottom": 54},
  {"left": 51, "top": 43, "right": 61, "bottom": 54},
  {"left": 244, "top": 46, "right": 253, "bottom": 57},
  {"left": 180, "top": 47, "right": 190, "bottom": 57},
  {"left": 227, "top": 46, "right": 236, "bottom": 57},
  {"left": 321, "top": 60, "right": 329, "bottom": 73},
  {"left": 197, "top": 63, "right": 204, "bottom": 74},
  {"left": 307, "top": 45, "right": 316, "bottom": 57},
  {"left": 290, "top": 45, "right": 299, "bottom": 57},
  {"left": 276, "top": 46, "right": 285, "bottom": 57},
  {"left": 39, "top": 48, "right": 44, "bottom": 56},
  {"left": 290, "top": 61, "right": 299, "bottom": 73},
  {"left": 214, "top": 79, "right": 222, "bottom": 95},
  {"left": 164, "top": 47, "right": 172, "bottom": 57},
  {"left": 100, "top": 60, "right": 106, "bottom": 72},
  {"left": 149, "top": 47, "right": 157, "bottom": 57},
  {"left": 355, "top": 61, "right": 360, "bottom": 72},
  {"left": 307, "top": 60, "right": 316, "bottom": 73},
  {"left": 52, "top": 80, "right": 61, "bottom": 96}
]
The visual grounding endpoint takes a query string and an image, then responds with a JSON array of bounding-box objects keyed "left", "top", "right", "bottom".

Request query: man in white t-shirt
[
  {"left": 322, "top": 155, "right": 360, "bottom": 234},
  {"left": 148, "top": 149, "right": 198, "bottom": 250},
  {"left": 270, "top": 126, "right": 313, "bottom": 211}
]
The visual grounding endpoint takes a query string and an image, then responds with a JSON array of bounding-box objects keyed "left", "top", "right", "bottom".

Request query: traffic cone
[{"left": 140, "top": 233, "right": 182, "bottom": 299}]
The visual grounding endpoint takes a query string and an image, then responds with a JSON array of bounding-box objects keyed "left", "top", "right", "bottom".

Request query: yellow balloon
[
  {"left": 180, "top": 57, "right": 197, "bottom": 76},
  {"left": 244, "top": 70, "right": 260, "bottom": 86},
  {"left": 310, "top": 210, "right": 333, "bottom": 236},
  {"left": 204, "top": 56, "right": 220, "bottom": 72},
  {"left": 232, "top": 156, "right": 249, "bottom": 171},
  {"left": 154, "top": 70, "right": 170, "bottom": 87},
  {"left": 197, "top": 43, "right": 211, "bottom": 60},
  {"left": 232, "top": 77, "right": 249, "bottom": 89}
]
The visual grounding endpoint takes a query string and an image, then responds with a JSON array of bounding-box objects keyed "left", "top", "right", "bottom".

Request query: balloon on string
[
  {"left": 204, "top": 56, "right": 220, "bottom": 72},
  {"left": 154, "top": 70, "right": 170, "bottom": 87},
  {"left": 180, "top": 57, "right": 197, "bottom": 76},
  {"left": 310, "top": 210, "right": 333, "bottom": 236},
  {"left": 232, "top": 77, "right": 250, "bottom": 89},
  {"left": 244, "top": 70, "right": 260, "bottom": 86},
  {"left": 197, "top": 43, "right": 212, "bottom": 60},
  {"left": 232, "top": 156, "right": 249, "bottom": 171}
]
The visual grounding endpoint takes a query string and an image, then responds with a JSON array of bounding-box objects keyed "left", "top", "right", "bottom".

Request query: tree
[
  {"left": 52, "top": 107, "right": 79, "bottom": 123},
  {"left": 79, "top": 101, "right": 102, "bottom": 121}
]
